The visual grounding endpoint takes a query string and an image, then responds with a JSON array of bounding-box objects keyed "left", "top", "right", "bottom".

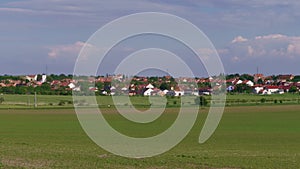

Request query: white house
[
  {"left": 262, "top": 86, "right": 280, "bottom": 95},
  {"left": 233, "top": 79, "right": 243, "bottom": 85},
  {"left": 26, "top": 75, "right": 37, "bottom": 81},
  {"left": 163, "top": 89, "right": 169, "bottom": 95},
  {"left": 144, "top": 88, "right": 154, "bottom": 96},
  {"left": 244, "top": 80, "right": 254, "bottom": 87},
  {"left": 146, "top": 83, "right": 154, "bottom": 89},
  {"left": 41, "top": 74, "right": 47, "bottom": 83},
  {"left": 174, "top": 90, "right": 184, "bottom": 96},
  {"left": 253, "top": 86, "right": 264, "bottom": 94},
  {"left": 68, "top": 82, "right": 76, "bottom": 89}
]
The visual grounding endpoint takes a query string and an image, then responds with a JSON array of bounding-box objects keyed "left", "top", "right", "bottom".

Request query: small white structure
[
  {"left": 41, "top": 74, "right": 47, "bottom": 83},
  {"left": 253, "top": 86, "right": 264, "bottom": 94},
  {"left": 244, "top": 80, "right": 254, "bottom": 87},
  {"left": 73, "top": 86, "right": 81, "bottom": 92},
  {"left": 146, "top": 83, "right": 154, "bottom": 89},
  {"left": 174, "top": 90, "right": 184, "bottom": 96},
  {"left": 68, "top": 82, "right": 76, "bottom": 89},
  {"left": 26, "top": 75, "right": 37, "bottom": 81},
  {"left": 234, "top": 79, "right": 243, "bottom": 85},
  {"left": 144, "top": 88, "right": 154, "bottom": 96},
  {"left": 163, "top": 89, "right": 169, "bottom": 95}
]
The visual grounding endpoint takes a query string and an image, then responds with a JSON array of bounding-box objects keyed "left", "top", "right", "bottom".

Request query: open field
[
  {"left": 0, "top": 105, "right": 299, "bottom": 168},
  {"left": 1, "top": 93, "right": 300, "bottom": 109}
]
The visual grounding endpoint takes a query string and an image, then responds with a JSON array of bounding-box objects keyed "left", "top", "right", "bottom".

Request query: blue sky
[{"left": 1, "top": 0, "right": 300, "bottom": 76}]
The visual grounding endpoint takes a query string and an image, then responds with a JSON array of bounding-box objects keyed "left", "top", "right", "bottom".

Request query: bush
[
  {"left": 194, "top": 96, "right": 208, "bottom": 106},
  {"left": 260, "top": 98, "right": 266, "bottom": 103},
  {"left": 58, "top": 100, "right": 65, "bottom": 106},
  {"left": 274, "top": 99, "right": 278, "bottom": 104},
  {"left": 0, "top": 97, "right": 4, "bottom": 104}
]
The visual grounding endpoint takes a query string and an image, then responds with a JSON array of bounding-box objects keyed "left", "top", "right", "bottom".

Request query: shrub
[
  {"left": 0, "top": 97, "right": 4, "bottom": 104},
  {"left": 274, "top": 99, "right": 278, "bottom": 104},
  {"left": 260, "top": 98, "right": 266, "bottom": 103},
  {"left": 194, "top": 96, "right": 208, "bottom": 106},
  {"left": 58, "top": 100, "right": 65, "bottom": 106}
]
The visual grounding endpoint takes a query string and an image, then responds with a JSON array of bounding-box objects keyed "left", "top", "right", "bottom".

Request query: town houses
[{"left": 0, "top": 73, "right": 300, "bottom": 96}]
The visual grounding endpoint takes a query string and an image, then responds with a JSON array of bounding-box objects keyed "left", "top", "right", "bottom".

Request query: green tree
[
  {"left": 234, "top": 84, "right": 252, "bottom": 93},
  {"left": 289, "top": 86, "right": 298, "bottom": 93},
  {"left": 159, "top": 82, "right": 170, "bottom": 90},
  {"left": 257, "top": 78, "right": 264, "bottom": 85},
  {"left": 194, "top": 96, "right": 208, "bottom": 106}
]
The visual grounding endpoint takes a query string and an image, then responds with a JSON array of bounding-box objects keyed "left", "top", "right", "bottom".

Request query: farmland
[
  {"left": 0, "top": 104, "right": 299, "bottom": 168},
  {"left": 1, "top": 93, "right": 300, "bottom": 108}
]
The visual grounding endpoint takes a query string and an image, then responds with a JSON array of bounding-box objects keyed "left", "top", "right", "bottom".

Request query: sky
[{"left": 1, "top": 0, "right": 300, "bottom": 76}]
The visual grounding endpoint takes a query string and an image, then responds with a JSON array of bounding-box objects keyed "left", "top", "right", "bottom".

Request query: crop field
[
  {"left": 1, "top": 93, "right": 300, "bottom": 109},
  {"left": 0, "top": 105, "right": 299, "bottom": 168}
]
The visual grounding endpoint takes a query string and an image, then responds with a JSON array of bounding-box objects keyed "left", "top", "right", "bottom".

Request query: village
[{"left": 0, "top": 73, "right": 299, "bottom": 96}]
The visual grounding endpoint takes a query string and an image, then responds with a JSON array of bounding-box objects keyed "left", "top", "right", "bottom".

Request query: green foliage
[
  {"left": 194, "top": 96, "right": 208, "bottom": 106},
  {"left": 292, "top": 75, "right": 300, "bottom": 82},
  {"left": 289, "top": 86, "right": 298, "bottom": 93},
  {"left": 260, "top": 98, "right": 266, "bottom": 103},
  {"left": 234, "top": 84, "right": 252, "bottom": 93},
  {"left": 257, "top": 78, "right": 264, "bottom": 84},
  {"left": 0, "top": 97, "right": 4, "bottom": 104},
  {"left": 159, "top": 82, "right": 169, "bottom": 90},
  {"left": 240, "top": 74, "right": 254, "bottom": 81}
]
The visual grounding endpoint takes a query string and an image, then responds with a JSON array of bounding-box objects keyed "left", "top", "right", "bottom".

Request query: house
[
  {"left": 199, "top": 87, "right": 211, "bottom": 95},
  {"left": 68, "top": 82, "right": 76, "bottom": 89},
  {"left": 243, "top": 80, "right": 254, "bottom": 87},
  {"left": 110, "top": 86, "right": 116, "bottom": 96},
  {"left": 253, "top": 85, "right": 264, "bottom": 94},
  {"left": 277, "top": 74, "right": 294, "bottom": 82},
  {"left": 144, "top": 88, "right": 154, "bottom": 96},
  {"left": 41, "top": 74, "right": 47, "bottom": 83},
  {"left": 253, "top": 74, "right": 265, "bottom": 83},
  {"left": 26, "top": 75, "right": 37, "bottom": 81},
  {"left": 145, "top": 83, "right": 154, "bottom": 89},
  {"left": 233, "top": 79, "right": 243, "bottom": 85},
  {"left": 262, "top": 86, "right": 280, "bottom": 95},
  {"left": 227, "top": 85, "right": 234, "bottom": 92},
  {"left": 174, "top": 90, "right": 184, "bottom": 96}
]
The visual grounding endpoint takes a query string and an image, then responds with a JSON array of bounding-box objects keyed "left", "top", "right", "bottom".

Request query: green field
[
  {"left": 0, "top": 105, "right": 299, "bottom": 168},
  {"left": 1, "top": 93, "right": 300, "bottom": 109}
]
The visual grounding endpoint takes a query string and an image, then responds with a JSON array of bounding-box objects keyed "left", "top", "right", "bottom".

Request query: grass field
[
  {"left": 1, "top": 93, "right": 300, "bottom": 109},
  {"left": 0, "top": 105, "right": 299, "bottom": 168}
]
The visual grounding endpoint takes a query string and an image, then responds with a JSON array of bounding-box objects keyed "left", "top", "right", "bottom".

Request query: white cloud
[
  {"left": 231, "top": 36, "right": 248, "bottom": 43},
  {"left": 225, "top": 34, "right": 300, "bottom": 60},
  {"left": 48, "top": 41, "right": 88, "bottom": 59},
  {"left": 255, "top": 34, "right": 287, "bottom": 40}
]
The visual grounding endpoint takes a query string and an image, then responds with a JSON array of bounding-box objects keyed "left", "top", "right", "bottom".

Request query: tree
[
  {"left": 159, "top": 82, "right": 170, "bottom": 91},
  {"left": 194, "top": 96, "right": 208, "bottom": 106},
  {"left": 240, "top": 74, "right": 254, "bottom": 81},
  {"left": 257, "top": 78, "right": 264, "bottom": 85},
  {"left": 234, "top": 84, "right": 252, "bottom": 93},
  {"left": 289, "top": 86, "right": 298, "bottom": 93}
]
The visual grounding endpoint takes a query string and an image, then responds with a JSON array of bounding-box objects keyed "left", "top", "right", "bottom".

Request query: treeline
[{"left": 0, "top": 84, "right": 72, "bottom": 95}]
